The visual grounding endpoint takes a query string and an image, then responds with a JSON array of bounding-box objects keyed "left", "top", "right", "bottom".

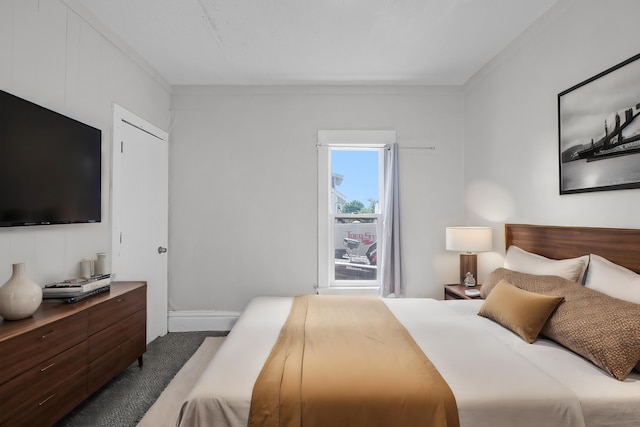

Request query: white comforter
[{"left": 177, "top": 297, "right": 640, "bottom": 427}]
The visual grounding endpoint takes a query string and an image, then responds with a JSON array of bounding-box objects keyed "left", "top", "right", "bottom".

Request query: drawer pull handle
[
  {"left": 117, "top": 298, "right": 126, "bottom": 303},
  {"left": 40, "top": 363, "right": 55, "bottom": 372},
  {"left": 41, "top": 330, "right": 54, "bottom": 339},
  {"left": 39, "top": 393, "right": 55, "bottom": 406}
]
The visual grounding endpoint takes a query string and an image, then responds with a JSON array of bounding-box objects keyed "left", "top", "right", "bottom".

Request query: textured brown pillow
[
  {"left": 482, "top": 268, "right": 640, "bottom": 380},
  {"left": 478, "top": 279, "right": 563, "bottom": 343},
  {"left": 481, "top": 267, "right": 579, "bottom": 299}
]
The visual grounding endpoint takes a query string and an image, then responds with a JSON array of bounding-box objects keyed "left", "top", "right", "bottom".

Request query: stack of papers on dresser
[{"left": 43, "top": 274, "right": 112, "bottom": 301}]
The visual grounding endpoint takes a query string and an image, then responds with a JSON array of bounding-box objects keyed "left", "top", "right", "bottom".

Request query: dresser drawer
[
  {"left": 0, "top": 312, "right": 88, "bottom": 385},
  {"left": 0, "top": 341, "right": 88, "bottom": 426},
  {"left": 88, "top": 309, "right": 146, "bottom": 363},
  {"left": 88, "top": 286, "right": 146, "bottom": 335},
  {"left": 20, "top": 369, "right": 86, "bottom": 427},
  {"left": 88, "top": 329, "right": 146, "bottom": 394}
]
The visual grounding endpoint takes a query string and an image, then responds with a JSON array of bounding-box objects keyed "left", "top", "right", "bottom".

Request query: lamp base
[{"left": 459, "top": 253, "right": 477, "bottom": 286}]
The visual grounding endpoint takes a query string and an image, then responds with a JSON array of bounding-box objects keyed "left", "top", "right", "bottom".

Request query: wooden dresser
[{"left": 0, "top": 281, "right": 146, "bottom": 427}]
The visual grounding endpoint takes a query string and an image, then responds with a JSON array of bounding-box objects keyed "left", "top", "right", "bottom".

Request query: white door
[{"left": 111, "top": 105, "right": 168, "bottom": 343}]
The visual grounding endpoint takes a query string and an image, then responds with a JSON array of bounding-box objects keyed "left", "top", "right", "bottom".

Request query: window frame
[{"left": 317, "top": 130, "right": 396, "bottom": 293}]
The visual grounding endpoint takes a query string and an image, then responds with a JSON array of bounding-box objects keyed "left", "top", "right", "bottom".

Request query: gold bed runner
[{"left": 249, "top": 295, "right": 459, "bottom": 427}]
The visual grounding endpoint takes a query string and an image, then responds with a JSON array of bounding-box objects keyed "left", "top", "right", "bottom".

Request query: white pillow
[
  {"left": 504, "top": 246, "right": 588, "bottom": 283},
  {"left": 584, "top": 254, "right": 640, "bottom": 304}
]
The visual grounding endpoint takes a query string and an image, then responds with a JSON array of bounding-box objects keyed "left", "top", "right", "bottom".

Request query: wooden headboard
[{"left": 505, "top": 224, "right": 640, "bottom": 275}]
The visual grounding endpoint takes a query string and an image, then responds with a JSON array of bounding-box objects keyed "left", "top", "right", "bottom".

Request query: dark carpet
[{"left": 54, "top": 331, "right": 228, "bottom": 427}]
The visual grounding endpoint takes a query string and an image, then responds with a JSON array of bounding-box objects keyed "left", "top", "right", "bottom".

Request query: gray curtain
[{"left": 380, "top": 143, "right": 404, "bottom": 297}]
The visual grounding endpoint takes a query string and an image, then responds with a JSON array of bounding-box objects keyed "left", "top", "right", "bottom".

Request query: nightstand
[{"left": 444, "top": 284, "right": 482, "bottom": 300}]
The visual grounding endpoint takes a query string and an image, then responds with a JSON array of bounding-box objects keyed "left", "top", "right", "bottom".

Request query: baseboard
[{"left": 168, "top": 310, "right": 240, "bottom": 332}]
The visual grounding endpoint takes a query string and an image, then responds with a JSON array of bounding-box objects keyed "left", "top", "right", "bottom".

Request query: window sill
[{"left": 316, "top": 286, "right": 380, "bottom": 296}]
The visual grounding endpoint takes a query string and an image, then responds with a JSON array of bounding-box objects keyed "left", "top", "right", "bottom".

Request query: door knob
[{"left": 157, "top": 246, "right": 167, "bottom": 254}]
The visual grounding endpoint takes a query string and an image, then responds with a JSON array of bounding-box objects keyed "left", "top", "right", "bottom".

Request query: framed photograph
[{"left": 558, "top": 53, "right": 640, "bottom": 194}]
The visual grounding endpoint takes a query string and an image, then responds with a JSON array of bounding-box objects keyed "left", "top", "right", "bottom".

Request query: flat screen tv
[{"left": 0, "top": 89, "right": 101, "bottom": 227}]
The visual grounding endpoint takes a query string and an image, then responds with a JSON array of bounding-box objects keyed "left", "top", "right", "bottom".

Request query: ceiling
[{"left": 75, "top": 0, "right": 559, "bottom": 86}]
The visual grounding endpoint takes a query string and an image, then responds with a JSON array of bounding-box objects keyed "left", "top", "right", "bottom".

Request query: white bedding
[{"left": 177, "top": 297, "right": 640, "bottom": 427}]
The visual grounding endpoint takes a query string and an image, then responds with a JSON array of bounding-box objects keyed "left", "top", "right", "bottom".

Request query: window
[
  {"left": 318, "top": 131, "right": 396, "bottom": 293},
  {"left": 330, "top": 149, "right": 381, "bottom": 286}
]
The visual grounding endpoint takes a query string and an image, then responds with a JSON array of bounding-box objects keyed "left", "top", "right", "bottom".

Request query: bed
[{"left": 177, "top": 224, "right": 640, "bottom": 427}]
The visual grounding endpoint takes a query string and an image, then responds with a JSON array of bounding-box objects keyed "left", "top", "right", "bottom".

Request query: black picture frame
[{"left": 558, "top": 53, "right": 640, "bottom": 194}]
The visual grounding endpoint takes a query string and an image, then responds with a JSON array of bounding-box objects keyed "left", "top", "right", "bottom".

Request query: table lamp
[{"left": 446, "top": 226, "right": 492, "bottom": 286}]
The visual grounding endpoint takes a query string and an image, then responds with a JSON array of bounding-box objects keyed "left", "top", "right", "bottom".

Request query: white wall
[
  {"left": 170, "top": 86, "right": 465, "bottom": 312},
  {"left": 464, "top": 0, "right": 640, "bottom": 280},
  {"left": 10, "top": 0, "right": 632, "bottom": 320},
  {"left": 0, "top": 0, "right": 170, "bottom": 286}
]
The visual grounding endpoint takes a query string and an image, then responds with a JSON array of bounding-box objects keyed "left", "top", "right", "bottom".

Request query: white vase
[{"left": 0, "top": 263, "right": 43, "bottom": 321}]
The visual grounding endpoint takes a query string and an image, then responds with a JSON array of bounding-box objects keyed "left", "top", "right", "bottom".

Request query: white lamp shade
[{"left": 446, "top": 227, "right": 492, "bottom": 253}]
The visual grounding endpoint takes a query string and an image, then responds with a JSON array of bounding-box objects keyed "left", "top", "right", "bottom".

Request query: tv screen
[{"left": 0, "top": 89, "right": 101, "bottom": 227}]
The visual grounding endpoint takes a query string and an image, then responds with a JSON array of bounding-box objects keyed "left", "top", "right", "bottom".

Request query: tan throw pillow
[
  {"left": 482, "top": 268, "right": 640, "bottom": 381},
  {"left": 482, "top": 267, "right": 537, "bottom": 298},
  {"left": 478, "top": 279, "right": 563, "bottom": 343}
]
